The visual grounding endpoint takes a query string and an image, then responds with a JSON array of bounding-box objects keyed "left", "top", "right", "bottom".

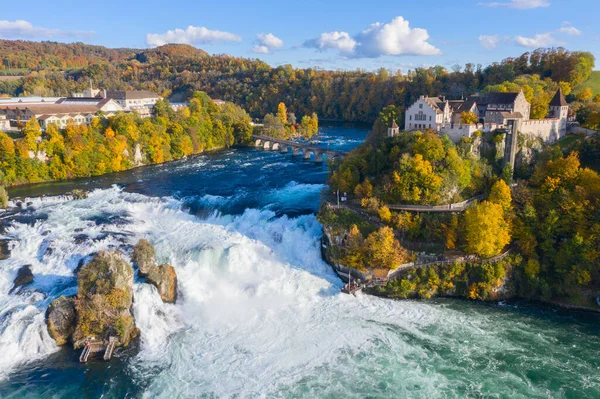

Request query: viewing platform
[{"left": 79, "top": 336, "right": 118, "bottom": 363}]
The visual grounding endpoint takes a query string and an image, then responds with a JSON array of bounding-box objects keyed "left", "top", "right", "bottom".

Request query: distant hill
[
  {"left": 135, "top": 44, "right": 209, "bottom": 63},
  {"left": 0, "top": 40, "right": 595, "bottom": 123},
  {"left": 0, "top": 40, "right": 136, "bottom": 70}
]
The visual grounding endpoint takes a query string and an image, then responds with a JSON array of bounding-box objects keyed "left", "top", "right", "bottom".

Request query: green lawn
[
  {"left": 553, "top": 133, "right": 585, "bottom": 150},
  {"left": 574, "top": 70, "right": 600, "bottom": 96}
]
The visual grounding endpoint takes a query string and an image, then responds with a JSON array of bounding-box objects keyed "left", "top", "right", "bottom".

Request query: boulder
[
  {"left": 69, "top": 189, "right": 88, "bottom": 200},
  {"left": 0, "top": 239, "right": 10, "bottom": 260},
  {"left": 70, "top": 251, "right": 138, "bottom": 349},
  {"left": 146, "top": 264, "right": 178, "bottom": 303},
  {"left": 132, "top": 239, "right": 156, "bottom": 277},
  {"left": 9, "top": 265, "right": 34, "bottom": 293},
  {"left": 46, "top": 296, "right": 76, "bottom": 346}
]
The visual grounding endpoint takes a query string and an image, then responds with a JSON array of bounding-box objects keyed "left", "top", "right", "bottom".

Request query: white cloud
[
  {"left": 477, "top": 0, "right": 550, "bottom": 9},
  {"left": 146, "top": 26, "right": 241, "bottom": 47},
  {"left": 481, "top": 23, "right": 582, "bottom": 50},
  {"left": 514, "top": 33, "right": 561, "bottom": 48},
  {"left": 252, "top": 45, "right": 270, "bottom": 54},
  {"left": 252, "top": 33, "right": 283, "bottom": 54},
  {"left": 303, "top": 31, "right": 357, "bottom": 56},
  {"left": 303, "top": 17, "right": 440, "bottom": 58},
  {"left": 0, "top": 20, "right": 94, "bottom": 39},
  {"left": 558, "top": 26, "right": 581, "bottom": 36},
  {"left": 479, "top": 35, "right": 501, "bottom": 49}
]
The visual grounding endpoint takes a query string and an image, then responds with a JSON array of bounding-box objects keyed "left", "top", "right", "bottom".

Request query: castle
[{"left": 399, "top": 89, "right": 569, "bottom": 144}]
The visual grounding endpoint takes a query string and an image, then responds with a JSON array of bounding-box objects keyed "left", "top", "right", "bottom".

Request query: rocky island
[{"left": 45, "top": 240, "right": 177, "bottom": 361}]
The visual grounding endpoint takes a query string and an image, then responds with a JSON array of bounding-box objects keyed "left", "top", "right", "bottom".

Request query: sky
[{"left": 1, "top": 0, "right": 599, "bottom": 72}]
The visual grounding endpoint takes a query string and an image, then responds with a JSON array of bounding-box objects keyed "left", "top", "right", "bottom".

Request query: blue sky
[{"left": 1, "top": 0, "right": 598, "bottom": 71}]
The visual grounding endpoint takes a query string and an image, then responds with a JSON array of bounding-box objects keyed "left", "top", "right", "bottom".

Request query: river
[{"left": 0, "top": 124, "right": 599, "bottom": 398}]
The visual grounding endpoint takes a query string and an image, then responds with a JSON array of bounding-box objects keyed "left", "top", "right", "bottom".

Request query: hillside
[
  {"left": 575, "top": 70, "right": 600, "bottom": 96},
  {"left": 0, "top": 40, "right": 595, "bottom": 123}
]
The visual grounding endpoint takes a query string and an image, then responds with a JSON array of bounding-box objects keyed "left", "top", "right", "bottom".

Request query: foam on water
[{"left": 1, "top": 187, "right": 599, "bottom": 398}]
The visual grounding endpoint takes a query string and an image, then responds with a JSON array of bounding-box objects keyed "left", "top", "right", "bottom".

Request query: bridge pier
[
  {"left": 314, "top": 152, "right": 324, "bottom": 163},
  {"left": 292, "top": 148, "right": 301, "bottom": 156},
  {"left": 303, "top": 150, "right": 312, "bottom": 160}
]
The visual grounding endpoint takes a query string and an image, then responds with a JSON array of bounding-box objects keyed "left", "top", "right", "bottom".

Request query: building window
[
  {"left": 419, "top": 104, "right": 423, "bottom": 109},
  {"left": 410, "top": 115, "right": 412, "bottom": 120},
  {"left": 429, "top": 116, "right": 432, "bottom": 121}
]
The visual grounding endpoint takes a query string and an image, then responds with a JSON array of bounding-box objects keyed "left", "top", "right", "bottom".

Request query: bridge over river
[{"left": 253, "top": 135, "right": 348, "bottom": 163}]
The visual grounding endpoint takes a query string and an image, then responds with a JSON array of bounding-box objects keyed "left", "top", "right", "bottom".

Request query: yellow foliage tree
[
  {"left": 460, "top": 111, "right": 478, "bottom": 125},
  {"left": 378, "top": 205, "right": 392, "bottom": 223},
  {"left": 463, "top": 201, "right": 511, "bottom": 258},
  {"left": 277, "top": 102, "right": 288, "bottom": 125},
  {"left": 354, "top": 178, "right": 373, "bottom": 198},
  {"left": 577, "top": 87, "right": 593, "bottom": 102},
  {"left": 342, "top": 224, "right": 366, "bottom": 270},
  {"left": 489, "top": 179, "right": 512, "bottom": 212},
  {"left": 364, "top": 226, "right": 407, "bottom": 269}
]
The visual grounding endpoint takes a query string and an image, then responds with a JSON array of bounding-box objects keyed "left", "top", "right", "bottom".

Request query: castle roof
[
  {"left": 391, "top": 120, "right": 399, "bottom": 129},
  {"left": 422, "top": 97, "right": 446, "bottom": 114},
  {"left": 473, "top": 92, "right": 520, "bottom": 105},
  {"left": 549, "top": 89, "right": 568, "bottom": 107}
]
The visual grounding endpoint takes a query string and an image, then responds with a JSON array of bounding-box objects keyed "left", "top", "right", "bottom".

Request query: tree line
[
  {"left": 0, "top": 41, "right": 594, "bottom": 123},
  {"left": 0, "top": 92, "right": 253, "bottom": 186}
]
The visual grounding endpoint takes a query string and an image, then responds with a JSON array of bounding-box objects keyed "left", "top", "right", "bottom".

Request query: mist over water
[{"left": 1, "top": 125, "right": 599, "bottom": 398}]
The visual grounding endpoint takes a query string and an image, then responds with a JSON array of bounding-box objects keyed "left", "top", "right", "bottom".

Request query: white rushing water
[{"left": 1, "top": 187, "right": 598, "bottom": 398}]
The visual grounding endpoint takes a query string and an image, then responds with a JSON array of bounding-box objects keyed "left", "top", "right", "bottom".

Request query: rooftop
[
  {"left": 105, "top": 90, "right": 160, "bottom": 100},
  {"left": 549, "top": 89, "right": 568, "bottom": 107}
]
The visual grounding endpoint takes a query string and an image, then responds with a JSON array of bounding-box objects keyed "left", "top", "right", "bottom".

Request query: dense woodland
[
  {"left": 0, "top": 41, "right": 595, "bottom": 124},
  {"left": 0, "top": 92, "right": 253, "bottom": 186}
]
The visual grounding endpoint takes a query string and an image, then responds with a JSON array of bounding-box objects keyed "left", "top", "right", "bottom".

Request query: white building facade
[{"left": 402, "top": 89, "right": 569, "bottom": 144}]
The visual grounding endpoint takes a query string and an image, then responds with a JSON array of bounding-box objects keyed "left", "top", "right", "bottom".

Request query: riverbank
[{"left": 320, "top": 219, "right": 600, "bottom": 313}]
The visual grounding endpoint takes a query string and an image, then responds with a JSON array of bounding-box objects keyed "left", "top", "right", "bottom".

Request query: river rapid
[{"left": 0, "top": 125, "right": 599, "bottom": 398}]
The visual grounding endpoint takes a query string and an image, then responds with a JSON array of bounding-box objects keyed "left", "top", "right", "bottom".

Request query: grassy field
[{"left": 574, "top": 70, "right": 600, "bottom": 96}]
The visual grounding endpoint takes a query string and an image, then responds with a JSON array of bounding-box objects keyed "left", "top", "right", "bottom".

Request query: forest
[{"left": 0, "top": 40, "right": 595, "bottom": 124}]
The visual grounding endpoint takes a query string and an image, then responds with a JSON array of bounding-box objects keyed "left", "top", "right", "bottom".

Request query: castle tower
[
  {"left": 549, "top": 88, "right": 569, "bottom": 137},
  {"left": 388, "top": 120, "right": 400, "bottom": 137}
]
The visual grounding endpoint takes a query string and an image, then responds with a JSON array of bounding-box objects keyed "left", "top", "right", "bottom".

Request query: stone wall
[{"left": 520, "top": 118, "right": 564, "bottom": 144}]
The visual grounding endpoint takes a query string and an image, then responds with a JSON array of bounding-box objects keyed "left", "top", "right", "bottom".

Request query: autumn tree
[
  {"left": 342, "top": 224, "right": 366, "bottom": 270},
  {"left": 577, "top": 87, "right": 593, "bottom": 102},
  {"left": 364, "top": 226, "right": 408, "bottom": 269},
  {"left": 277, "top": 102, "right": 288, "bottom": 125},
  {"left": 460, "top": 111, "right": 478, "bottom": 125},
  {"left": 463, "top": 201, "right": 511, "bottom": 258},
  {"left": 489, "top": 179, "right": 512, "bottom": 212}
]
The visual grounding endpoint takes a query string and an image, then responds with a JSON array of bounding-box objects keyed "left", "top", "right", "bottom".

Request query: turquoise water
[{"left": 0, "top": 125, "right": 598, "bottom": 398}]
